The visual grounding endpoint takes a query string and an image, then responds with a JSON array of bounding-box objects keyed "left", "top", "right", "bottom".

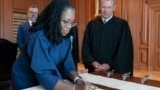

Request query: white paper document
[
  {"left": 22, "top": 84, "right": 104, "bottom": 90},
  {"left": 80, "top": 73, "right": 160, "bottom": 90},
  {"left": 22, "top": 73, "right": 160, "bottom": 90},
  {"left": 22, "top": 85, "right": 46, "bottom": 90}
]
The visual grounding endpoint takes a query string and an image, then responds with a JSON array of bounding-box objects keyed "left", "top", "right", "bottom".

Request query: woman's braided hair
[{"left": 30, "top": 0, "right": 75, "bottom": 45}]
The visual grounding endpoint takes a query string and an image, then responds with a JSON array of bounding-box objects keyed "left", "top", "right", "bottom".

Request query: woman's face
[{"left": 61, "top": 8, "right": 75, "bottom": 36}]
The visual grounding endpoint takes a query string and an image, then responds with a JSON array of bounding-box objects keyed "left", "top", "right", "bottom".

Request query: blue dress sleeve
[
  {"left": 28, "top": 34, "right": 61, "bottom": 90},
  {"left": 27, "top": 31, "right": 76, "bottom": 90},
  {"left": 63, "top": 41, "right": 77, "bottom": 77}
]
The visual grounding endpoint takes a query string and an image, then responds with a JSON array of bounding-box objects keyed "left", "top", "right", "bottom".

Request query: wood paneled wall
[
  {"left": 0, "top": 0, "right": 50, "bottom": 41},
  {"left": 13, "top": 0, "right": 51, "bottom": 13},
  {"left": 121, "top": 0, "right": 160, "bottom": 72}
]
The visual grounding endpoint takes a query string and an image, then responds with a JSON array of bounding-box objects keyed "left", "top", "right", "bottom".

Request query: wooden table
[
  {"left": 24, "top": 71, "right": 160, "bottom": 90},
  {"left": 91, "top": 71, "right": 160, "bottom": 90}
]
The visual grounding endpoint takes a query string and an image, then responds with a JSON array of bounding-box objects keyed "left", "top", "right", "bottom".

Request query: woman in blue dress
[{"left": 12, "top": 0, "right": 97, "bottom": 90}]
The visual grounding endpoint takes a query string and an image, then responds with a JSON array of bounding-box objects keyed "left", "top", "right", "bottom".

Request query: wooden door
[{"left": 139, "top": 0, "right": 160, "bottom": 71}]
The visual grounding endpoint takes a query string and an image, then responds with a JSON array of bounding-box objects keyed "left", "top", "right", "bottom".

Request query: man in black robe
[{"left": 82, "top": 0, "right": 133, "bottom": 75}]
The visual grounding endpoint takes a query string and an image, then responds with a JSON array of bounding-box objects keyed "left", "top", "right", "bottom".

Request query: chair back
[{"left": 0, "top": 39, "right": 17, "bottom": 89}]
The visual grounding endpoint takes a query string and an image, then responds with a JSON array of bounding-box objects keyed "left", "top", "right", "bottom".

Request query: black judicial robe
[
  {"left": 82, "top": 16, "right": 133, "bottom": 75},
  {"left": 69, "top": 26, "right": 79, "bottom": 69}
]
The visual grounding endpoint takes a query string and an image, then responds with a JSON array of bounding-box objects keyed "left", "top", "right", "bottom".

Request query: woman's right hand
[{"left": 74, "top": 80, "right": 97, "bottom": 90}]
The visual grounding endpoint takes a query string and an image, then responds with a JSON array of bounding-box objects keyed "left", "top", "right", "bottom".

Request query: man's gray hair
[{"left": 99, "top": 0, "right": 116, "bottom": 5}]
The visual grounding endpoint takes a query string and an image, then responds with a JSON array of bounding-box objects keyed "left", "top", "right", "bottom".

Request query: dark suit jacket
[{"left": 17, "top": 21, "right": 30, "bottom": 51}]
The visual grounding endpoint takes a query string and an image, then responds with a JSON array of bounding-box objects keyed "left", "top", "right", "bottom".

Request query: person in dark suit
[{"left": 17, "top": 5, "right": 38, "bottom": 51}]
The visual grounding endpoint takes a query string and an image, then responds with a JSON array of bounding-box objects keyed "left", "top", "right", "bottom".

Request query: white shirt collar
[
  {"left": 28, "top": 20, "right": 33, "bottom": 26},
  {"left": 102, "top": 15, "right": 113, "bottom": 23}
]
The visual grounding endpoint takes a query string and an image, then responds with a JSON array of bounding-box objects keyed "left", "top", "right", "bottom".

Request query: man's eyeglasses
[
  {"left": 28, "top": 11, "right": 38, "bottom": 15},
  {"left": 61, "top": 20, "right": 77, "bottom": 28}
]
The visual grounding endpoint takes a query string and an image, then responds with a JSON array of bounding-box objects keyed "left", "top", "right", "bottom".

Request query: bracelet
[
  {"left": 73, "top": 76, "right": 83, "bottom": 83},
  {"left": 72, "top": 84, "right": 76, "bottom": 90}
]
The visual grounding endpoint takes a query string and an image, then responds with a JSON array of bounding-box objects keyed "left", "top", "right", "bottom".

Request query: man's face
[
  {"left": 100, "top": 0, "right": 116, "bottom": 19},
  {"left": 28, "top": 8, "right": 38, "bottom": 22}
]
